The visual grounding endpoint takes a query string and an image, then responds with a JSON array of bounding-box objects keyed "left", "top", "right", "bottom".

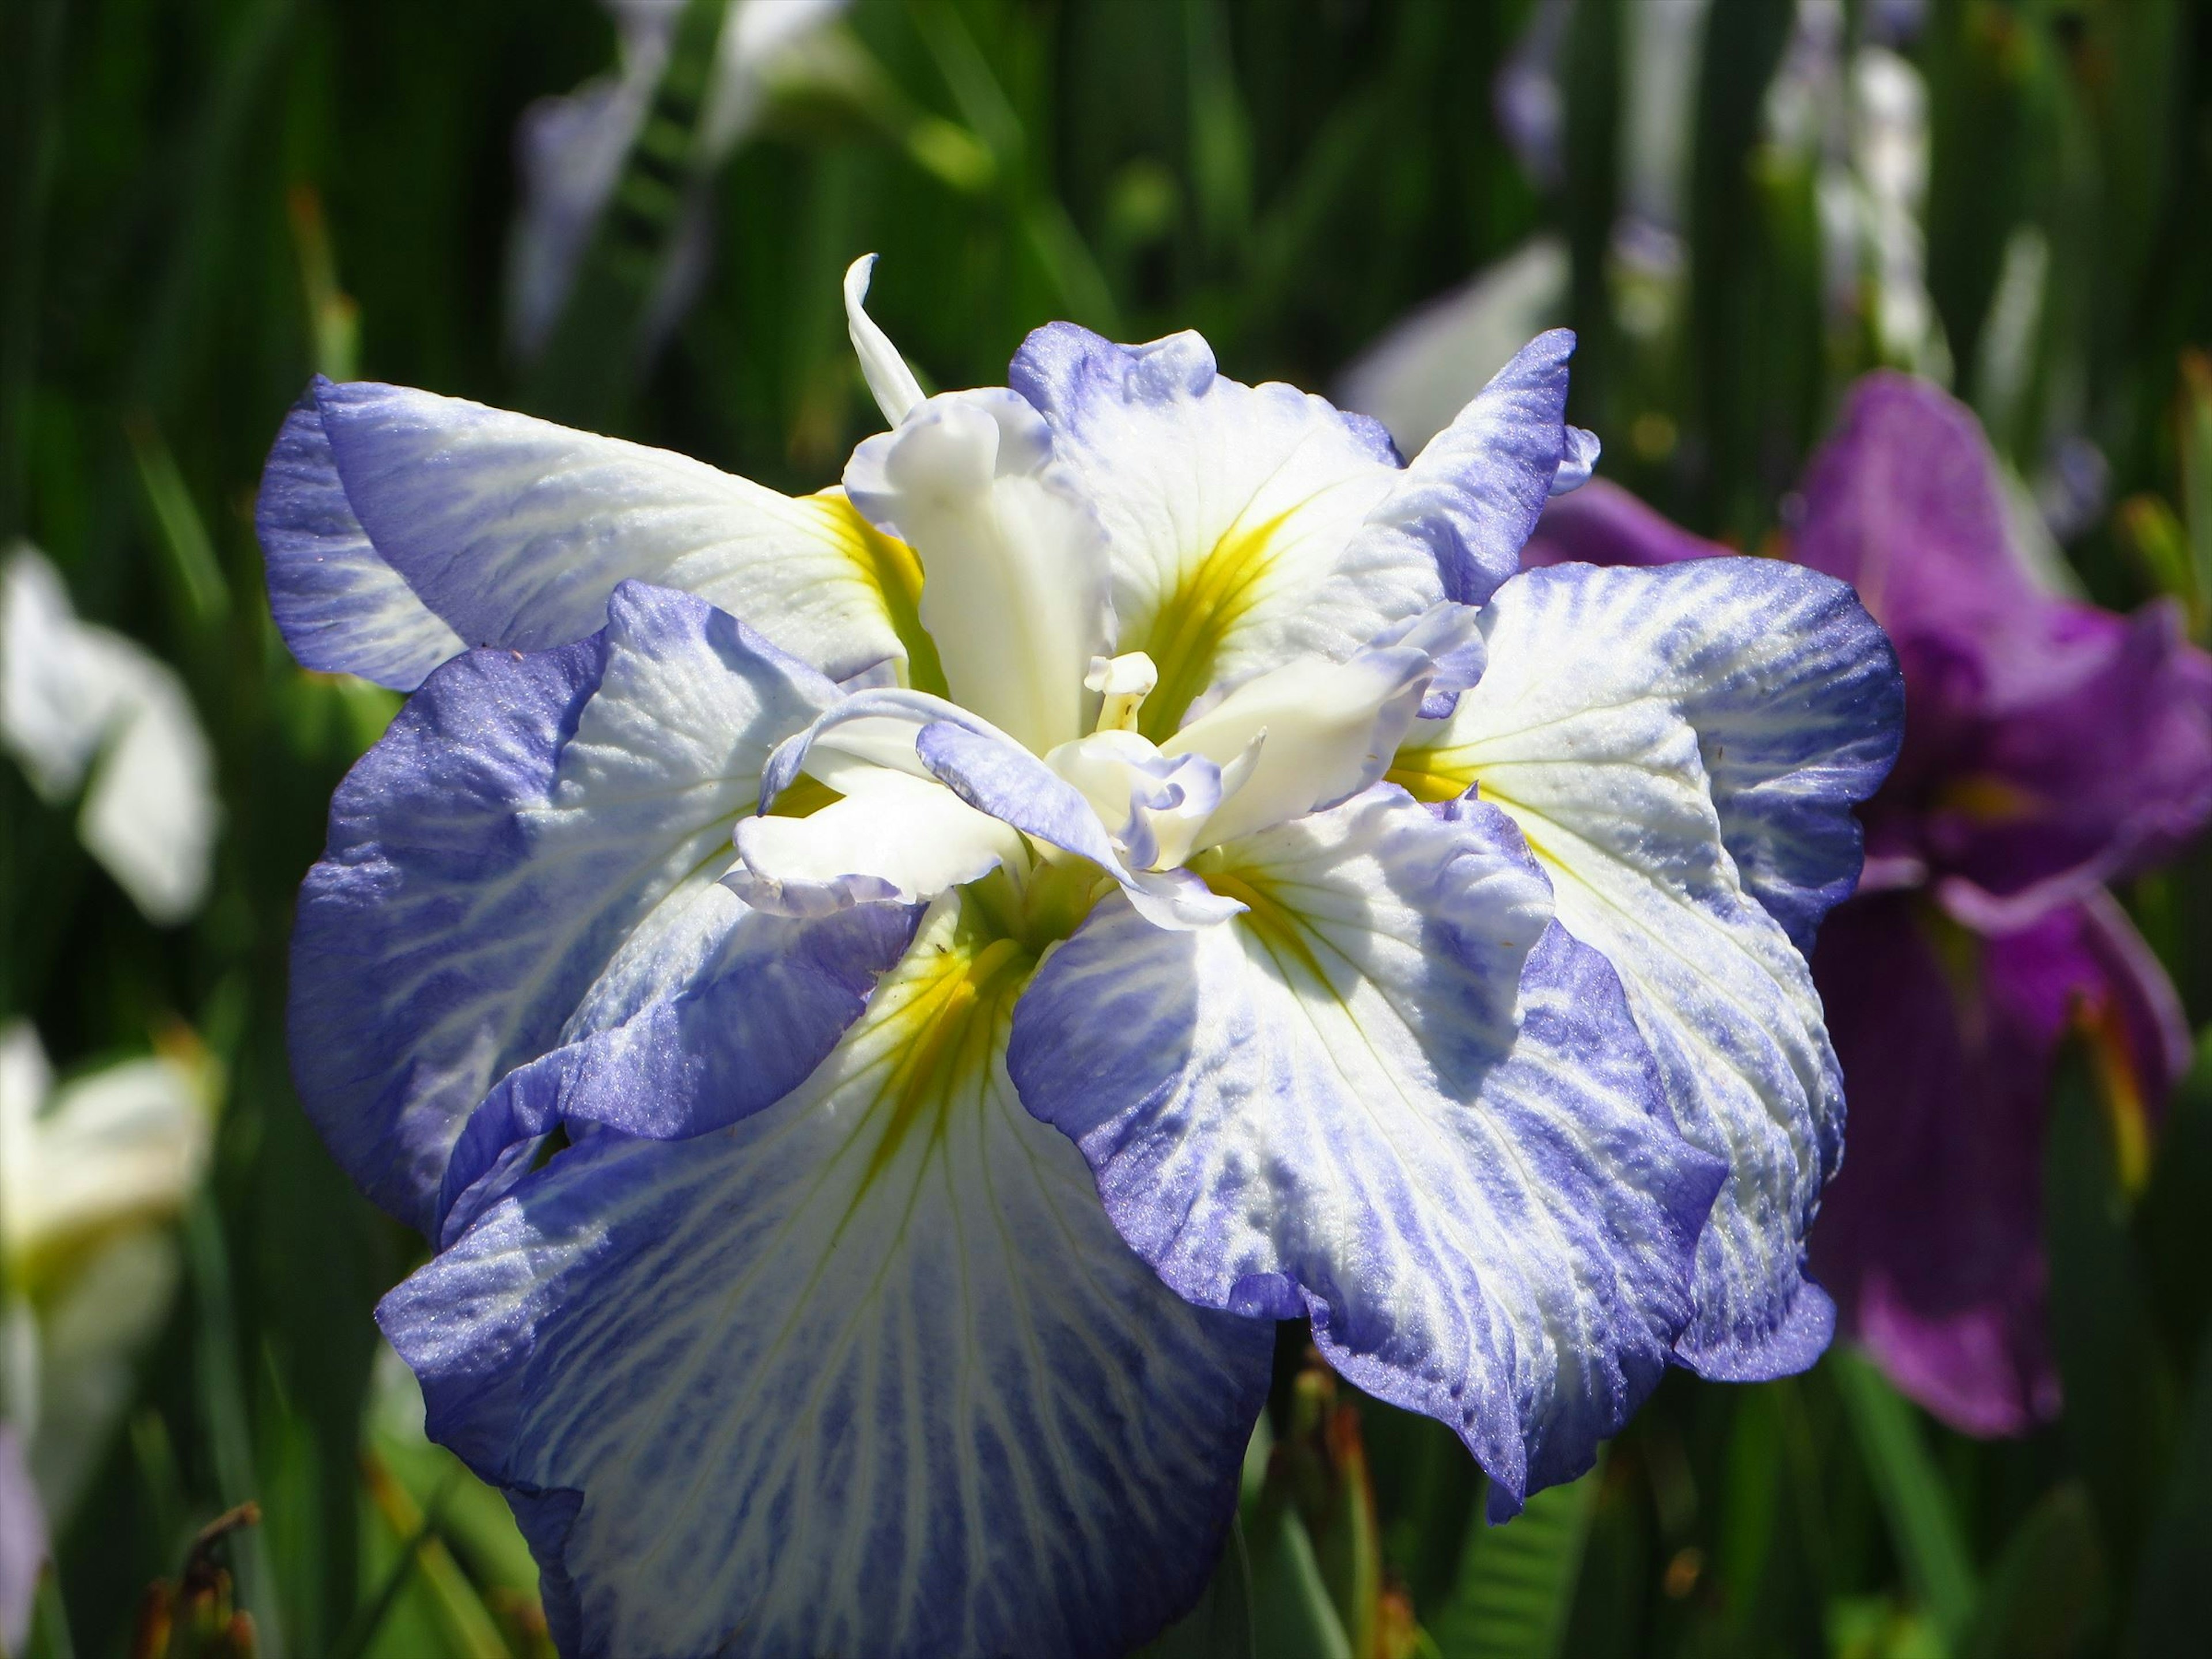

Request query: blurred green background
[{"left": 5, "top": 0, "right": 2212, "bottom": 1655}]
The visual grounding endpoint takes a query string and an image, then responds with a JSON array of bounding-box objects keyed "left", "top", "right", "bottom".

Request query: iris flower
[
  {"left": 0, "top": 1021, "right": 214, "bottom": 1524},
  {"left": 509, "top": 0, "right": 850, "bottom": 361},
  {"left": 1, "top": 545, "right": 218, "bottom": 925},
  {"left": 258, "top": 257, "right": 1900, "bottom": 1656},
  {"left": 1522, "top": 373, "right": 2212, "bottom": 1435}
]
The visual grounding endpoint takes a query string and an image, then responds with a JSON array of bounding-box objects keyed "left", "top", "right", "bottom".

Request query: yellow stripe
[
  {"left": 1384, "top": 744, "right": 1476, "bottom": 805},
  {"left": 1132, "top": 509, "right": 1294, "bottom": 741},
  {"left": 852, "top": 931, "right": 1032, "bottom": 1204},
  {"left": 804, "top": 491, "right": 949, "bottom": 697}
]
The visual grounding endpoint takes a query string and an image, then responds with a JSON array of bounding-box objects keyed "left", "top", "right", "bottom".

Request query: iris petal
[
  {"left": 844, "top": 387, "right": 1111, "bottom": 753},
  {"left": 259, "top": 377, "right": 928, "bottom": 688},
  {"left": 1009, "top": 787, "right": 1721, "bottom": 1513},
  {"left": 291, "top": 582, "right": 850, "bottom": 1231},
  {"left": 1396, "top": 559, "right": 1903, "bottom": 1376},
  {"left": 256, "top": 387, "right": 464, "bottom": 690},
  {"left": 732, "top": 770, "right": 1027, "bottom": 917},
  {"left": 383, "top": 894, "right": 1273, "bottom": 1659},
  {"left": 1010, "top": 323, "right": 1440, "bottom": 736},
  {"left": 1344, "top": 329, "right": 1599, "bottom": 607}
]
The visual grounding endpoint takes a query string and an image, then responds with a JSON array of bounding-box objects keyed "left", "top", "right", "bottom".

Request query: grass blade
[
  {"left": 1427, "top": 1457, "right": 1603, "bottom": 1659},
  {"left": 1831, "top": 1349, "right": 1977, "bottom": 1645}
]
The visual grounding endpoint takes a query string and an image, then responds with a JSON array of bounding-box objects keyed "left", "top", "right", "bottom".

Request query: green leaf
[
  {"left": 2182, "top": 351, "right": 2212, "bottom": 631},
  {"left": 1961, "top": 1482, "right": 2105, "bottom": 1659},
  {"left": 1831, "top": 1348, "right": 1977, "bottom": 1645},
  {"left": 1245, "top": 1491, "right": 1356, "bottom": 1659},
  {"left": 2127, "top": 1321, "right": 2212, "bottom": 1656},
  {"left": 524, "top": 0, "right": 730, "bottom": 429},
  {"left": 126, "top": 415, "right": 230, "bottom": 630},
  {"left": 184, "top": 1196, "right": 287, "bottom": 1659},
  {"left": 2045, "top": 1037, "right": 2175, "bottom": 1581},
  {"left": 22, "top": 1570, "right": 75, "bottom": 1659},
  {"left": 1426, "top": 1456, "right": 1603, "bottom": 1659},
  {"left": 2138, "top": 1028, "right": 2212, "bottom": 1373}
]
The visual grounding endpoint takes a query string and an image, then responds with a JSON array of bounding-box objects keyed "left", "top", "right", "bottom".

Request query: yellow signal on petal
[
  {"left": 1134, "top": 507, "right": 1293, "bottom": 741},
  {"left": 805, "top": 490, "right": 948, "bottom": 697},
  {"left": 1384, "top": 745, "right": 1476, "bottom": 804}
]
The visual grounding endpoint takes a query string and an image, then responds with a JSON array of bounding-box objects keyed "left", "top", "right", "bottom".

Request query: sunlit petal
[
  {"left": 845, "top": 387, "right": 1110, "bottom": 752},
  {"left": 1010, "top": 324, "right": 1438, "bottom": 734},
  {"left": 1009, "top": 789, "right": 1721, "bottom": 1513},
  {"left": 290, "top": 582, "right": 880, "bottom": 1232},
  {"left": 1396, "top": 559, "right": 1902, "bottom": 1374},
  {"left": 384, "top": 894, "right": 1272, "bottom": 1659},
  {"left": 259, "top": 378, "right": 933, "bottom": 690}
]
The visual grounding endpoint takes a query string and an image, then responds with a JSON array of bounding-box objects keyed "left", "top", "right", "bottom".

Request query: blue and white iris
[{"left": 259, "top": 257, "right": 1903, "bottom": 1658}]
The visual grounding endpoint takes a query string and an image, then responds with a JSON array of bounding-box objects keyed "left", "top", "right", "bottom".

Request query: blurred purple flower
[
  {"left": 1524, "top": 372, "right": 2212, "bottom": 1434},
  {"left": 0, "top": 1424, "right": 46, "bottom": 1655}
]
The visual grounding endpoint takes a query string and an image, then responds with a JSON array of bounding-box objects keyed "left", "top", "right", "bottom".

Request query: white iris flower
[
  {"left": 0, "top": 546, "right": 218, "bottom": 926},
  {"left": 0, "top": 1022, "right": 213, "bottom": 1523},
  {"left": 256, "top": 257, "right": 1900, "bottom": 1658}
]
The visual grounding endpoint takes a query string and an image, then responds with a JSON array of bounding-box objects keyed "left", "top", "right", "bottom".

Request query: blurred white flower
[
  {"left": 1850, "top": 46, "right": 1946, "bottom": 376},
  {"left": 1762, "top": 1, "right": 1949, "bottom": 378},
  {"left": 1337, "top": 236, "right": 1570, "bottom": 456},
  {"left": 0, "top": 546, "right": 218, "bottom": 925},
  {"left": 509, "top": 0, "right": 851, "bottom": 360},
  {"left": 0, "top": 1021, "right": 214, "bottom": 1521}
]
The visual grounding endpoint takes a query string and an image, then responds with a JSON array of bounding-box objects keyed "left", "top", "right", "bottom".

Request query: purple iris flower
[{"left": 1524, "top": 372, "right": 2212, "bottom": 1434}]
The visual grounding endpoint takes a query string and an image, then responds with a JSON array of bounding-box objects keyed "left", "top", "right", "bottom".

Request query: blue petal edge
[
  {"left": 256, "top": 379, "right": 464, "bottom": 690},
  {"left": 1009, "top": 787, "right": 1723, "bottom": 1515},
  {"left": 382, "top": 892, "right": 1275, "bottom": 1658},
  {"left": 291, "top": 581, "right": 842, "bottom": 1232},
  {"left": 1346, "top": 329, "right": 1589, "bottom": 608}
]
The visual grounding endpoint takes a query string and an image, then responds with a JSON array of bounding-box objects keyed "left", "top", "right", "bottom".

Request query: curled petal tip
[{"left": 843, "top": 252, "right": 925, "bottom": 427}]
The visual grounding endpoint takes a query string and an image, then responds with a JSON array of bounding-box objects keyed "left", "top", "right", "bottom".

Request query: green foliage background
[{"left": 4, "top": 1, "right": 2211, "bottom": 1655}]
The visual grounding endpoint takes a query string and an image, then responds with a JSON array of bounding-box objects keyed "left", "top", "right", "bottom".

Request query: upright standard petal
[
  {"left": 291, "top": 582, "right": 885, "bottom": 1232},
  {"left": 1343, "top": 329, "right": 1600, "bottom": 607},
  {"left": 258, "top": 378, "right": 933, "bottom": 688},
  {"left": 1393, "top": 559, "right": 1903, "bottom": 1376},
  {"left": 1009, "top": 789, "right": 1722, "bottom": 1513},
  {"left": 844, "top": 388, "right": 1110, "bottom": 753},
  {"left": 843, "top": 253, "right": 925, "bottom": 426},
  {"left": 1009, "top": 324, "right": 1442, "bottom": 736},
  {"left": 383, "top": 895, "right": 1274, "bottom": 1659}
]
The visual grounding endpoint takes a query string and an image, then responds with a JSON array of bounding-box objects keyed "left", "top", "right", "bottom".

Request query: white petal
[
  {"left": 844, "top": 389, "right": 1111, "bottom": 753},
  {"left": 1397, "top": 559, "right": 1901, "bottom": 1373},
  {"left": 8, "top": 1052, "right": 209, "bottom": 1262},
  {"left": 0, "top": 547, "right": 218, "bottom": 923},
  {"left": 1010, "top": 327, "right": 1441, "bottom": 734},
  {"left": 384, "top": 893, "right": 1271, "bottom": 1658},
  {"left": 732, "top": 768, "right": 1027, "bottom": 916},
  {"left": 77, "top": 651, "right": 219, "bottom": 926},
  {"left": 842, "top": 253, "right": 926, "bottom": 427},
  {"left": 1166, "top": 644, "right": 1434, "bottom": 850},
  {"left": 0, "top": 548, "right": 126, "bottom": 799}
]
